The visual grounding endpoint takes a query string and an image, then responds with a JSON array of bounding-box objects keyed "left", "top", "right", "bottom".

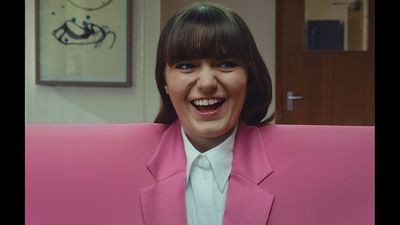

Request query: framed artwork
[{"left": 35, "top": 0, "right": 132, "bottom": 87}]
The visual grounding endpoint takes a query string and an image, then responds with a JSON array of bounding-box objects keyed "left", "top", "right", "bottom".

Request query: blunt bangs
[{"left": 164, "top": 5, "right": 247, "bottom": 65}]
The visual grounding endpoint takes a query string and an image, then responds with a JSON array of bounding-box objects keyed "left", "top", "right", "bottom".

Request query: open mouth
[{"left": 191, "top": 98, "right": 225, "bottom": 113}]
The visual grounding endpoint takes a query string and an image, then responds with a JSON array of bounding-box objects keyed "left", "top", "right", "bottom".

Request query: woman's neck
[{"left": 185, "top": 127, "right": 235, "bottom": 153}]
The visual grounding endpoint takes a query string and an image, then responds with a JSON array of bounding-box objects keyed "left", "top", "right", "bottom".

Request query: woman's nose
[{"left": 197, "top": 67, "right": 218, "bottom": 93}]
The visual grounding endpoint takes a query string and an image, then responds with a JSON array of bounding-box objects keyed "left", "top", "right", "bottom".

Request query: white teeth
[{"left": 193, "top": 99, "right": 222, "bottom": 106}]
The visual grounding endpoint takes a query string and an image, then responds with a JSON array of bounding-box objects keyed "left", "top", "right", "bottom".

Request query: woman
[
  {"left": 146, "top": 2, "right": 273, "bottom": 225},
  {"left": 139, "top": 3, "right": 375, "bottom": 222}
]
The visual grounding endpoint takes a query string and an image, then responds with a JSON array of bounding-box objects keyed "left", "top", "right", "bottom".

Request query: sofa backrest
[{"left": 25, "top": 124, "right": 374, "bottom": 225}]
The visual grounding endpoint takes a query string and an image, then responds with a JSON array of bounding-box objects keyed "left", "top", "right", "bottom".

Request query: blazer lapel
[
  {"left": 223, "top": 123, "right": 275, "bottom": 225},
  {"left": 139, "top": 121, "right": 187, "bottom": 225}
]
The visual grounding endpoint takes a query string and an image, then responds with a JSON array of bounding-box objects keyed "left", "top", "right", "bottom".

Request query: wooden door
[{"left": 275, "top": 0, "right": 374, "bottom": 125}]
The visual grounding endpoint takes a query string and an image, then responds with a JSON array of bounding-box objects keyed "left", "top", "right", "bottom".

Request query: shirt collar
[{"left": 181, "top": 125, "right": 237, "bottom": 192}]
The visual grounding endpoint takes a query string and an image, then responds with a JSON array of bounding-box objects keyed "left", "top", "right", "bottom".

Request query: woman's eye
[
  {"left": 175, "top": 63, "right": 195, "bottom": 70},
  {"left": 218, "top": 61, "right": 237, "bottom": 70}
]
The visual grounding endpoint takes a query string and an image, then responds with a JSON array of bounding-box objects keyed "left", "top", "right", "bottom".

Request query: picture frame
[{"left": 35, "top": 0, "right": 132, "bottom": 87}]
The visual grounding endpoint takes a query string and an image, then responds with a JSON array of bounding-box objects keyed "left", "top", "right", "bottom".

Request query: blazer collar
[
  {"left": 146, "top": 120, "right": 186, "bottom": 182},
  {"left": 231, "top": 121, "right": 274, "bottom": 184},
  {"left": 146, "top": 120, "right": 274, "bottom": 182}
]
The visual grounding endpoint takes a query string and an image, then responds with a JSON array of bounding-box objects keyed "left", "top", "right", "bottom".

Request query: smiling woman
[{"left": 152, "top": 2, "right": 273, "bottom": 225}]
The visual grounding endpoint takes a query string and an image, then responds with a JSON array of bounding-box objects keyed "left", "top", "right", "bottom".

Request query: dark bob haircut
[{"left": 154, "top": 2, "right": 273, "bottom": 126}]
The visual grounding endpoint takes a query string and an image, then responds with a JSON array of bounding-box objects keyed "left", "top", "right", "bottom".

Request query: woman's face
[{"left": 164, "top": 58, "right": 247, "bottom": 151}]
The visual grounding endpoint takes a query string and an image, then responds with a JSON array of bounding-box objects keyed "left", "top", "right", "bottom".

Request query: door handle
[{"left": 287, "top": 91, "right": 304, "bottom": 111}]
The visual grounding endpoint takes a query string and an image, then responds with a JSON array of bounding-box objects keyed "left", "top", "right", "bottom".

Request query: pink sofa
[{"left": 25, "top": 123, "right": 374, "bottom": 225}]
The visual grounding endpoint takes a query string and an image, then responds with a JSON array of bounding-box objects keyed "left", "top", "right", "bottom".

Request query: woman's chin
[{"left": 191, "top": 120, "right": 235, "bottom": 139}]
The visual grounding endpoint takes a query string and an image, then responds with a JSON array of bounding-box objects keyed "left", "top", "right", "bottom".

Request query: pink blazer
[{"left": 25, "top": 121, "right": 374, "bottom": 225}]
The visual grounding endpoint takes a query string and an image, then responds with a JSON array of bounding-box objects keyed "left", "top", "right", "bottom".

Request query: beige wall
[{"left": 25, "top": 0, "right": 276, "bottom": 123}]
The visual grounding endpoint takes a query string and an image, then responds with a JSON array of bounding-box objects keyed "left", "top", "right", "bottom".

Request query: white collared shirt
[{"left": 181, "top": 126, "right": 237, "bottom": 225}]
